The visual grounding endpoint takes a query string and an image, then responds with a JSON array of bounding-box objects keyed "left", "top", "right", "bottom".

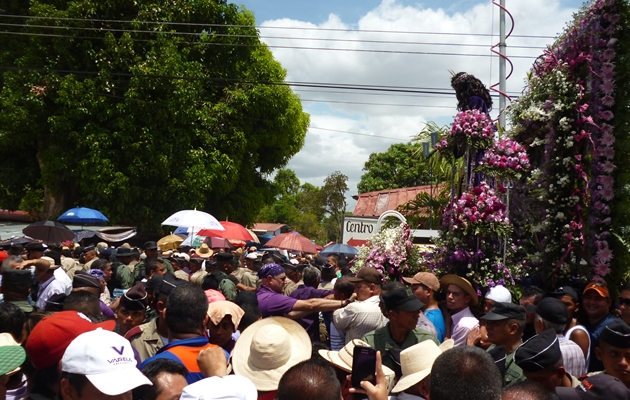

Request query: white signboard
[{"left": 342, "top": 216, "right": 379, "bottom": 244}]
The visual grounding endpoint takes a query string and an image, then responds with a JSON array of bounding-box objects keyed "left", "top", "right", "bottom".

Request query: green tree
[
  {"left": 358, "top": 142, "right": 431, "bottom": 194},
  {"left": 0, "top": 0, "right": 309, "bottom": 229},
  {"left": 320, "top": 172, "right": 348, "bottom": 242}
]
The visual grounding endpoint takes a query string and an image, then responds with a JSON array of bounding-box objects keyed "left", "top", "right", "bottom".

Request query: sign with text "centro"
[{"left": 342, "top": 216, "right": 378, "bottom": 244}]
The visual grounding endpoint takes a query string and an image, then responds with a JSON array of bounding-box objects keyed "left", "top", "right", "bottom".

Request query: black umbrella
[
  {"left": 0, "top": 236, "right": 35, "bottom": 247},
  {"left": 23, "top": 221, "right": 76, "bottom": 244}
]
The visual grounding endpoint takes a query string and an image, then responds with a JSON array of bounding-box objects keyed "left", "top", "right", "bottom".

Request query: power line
[
  {"left": 0, "top": 14, "right": 557, "bottom": 39},
  {"left": 0, "top": 30, "right": 540, "bottom": 59},
  {"left": 309, "top": 127, "right": 409, "bottom": 141},
  {"left": 301, "top": 98, "right": 458, "bottom": 108},
  {"left": 0, "top": 21, "right": 548, "bottom": 50}
]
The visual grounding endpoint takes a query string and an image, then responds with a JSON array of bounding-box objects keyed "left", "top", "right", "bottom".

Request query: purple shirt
[
  {"left": 290, "top": 285, "right": 334, "bottom": 343},
  {"left": 256, "top": 285, "right": 298, "bottom": 318},
  {"left": 100, "top": 300, "right": 115, "bottom": 319}
]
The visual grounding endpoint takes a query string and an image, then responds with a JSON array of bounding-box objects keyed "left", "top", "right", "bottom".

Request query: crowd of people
[{"left": 1, "top": 239, "right": 630, "bottom": 400}]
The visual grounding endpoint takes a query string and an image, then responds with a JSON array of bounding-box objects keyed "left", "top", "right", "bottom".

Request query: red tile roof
[
  {"left": 251, "top": 223, "right": 290, "bottom": 232},
  {"left": 352, "top": 185, "right": 445, "bottom": 217}
]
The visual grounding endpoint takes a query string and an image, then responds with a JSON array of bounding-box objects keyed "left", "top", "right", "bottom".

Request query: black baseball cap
[
  {"left": 556, "top": 374, "right": 630, "bottom": 400},
  {"left": 550, "top": 286, "right": 579, "bottom": 303},
  {"left": 144, "top": 241, "right": 158, "bottom": 250},
  {"left": 481, "top": 302, "right": 526, "bottom": 321},
  {"left": 529, "top": 297, "right": 568, "bottom": 325},
  {"left": 382, "top": 287, "right": 425, "bottom": 312}
]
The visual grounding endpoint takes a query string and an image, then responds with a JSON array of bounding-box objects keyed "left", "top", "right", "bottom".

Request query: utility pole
[{"left": 499, "top": 0, "right": 507, "bottom": 129}]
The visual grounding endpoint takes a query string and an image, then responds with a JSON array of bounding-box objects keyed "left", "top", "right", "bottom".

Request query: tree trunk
[{"left": 36, "top": 150, "right": 65, "bottom": 220}]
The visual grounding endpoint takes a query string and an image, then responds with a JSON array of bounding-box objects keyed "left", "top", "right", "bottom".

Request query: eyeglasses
[{"left": 620, "top": 297, "right": 630, "bottom": 307}]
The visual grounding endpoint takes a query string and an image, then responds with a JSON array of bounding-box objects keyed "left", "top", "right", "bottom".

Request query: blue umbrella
[
  {"left": 319, "top": 243, "right": 359, "bottom": 257},
  {"left": 57, "top": 207, "right": 109, "bottom": 224}
]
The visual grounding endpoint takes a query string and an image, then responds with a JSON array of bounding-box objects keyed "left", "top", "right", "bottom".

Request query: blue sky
[
  {"left": 237, "top": 0, "right": 584, "bottom": 25},
  {"left": 233, "top": 0, "right": 587, "bottom": 205}
]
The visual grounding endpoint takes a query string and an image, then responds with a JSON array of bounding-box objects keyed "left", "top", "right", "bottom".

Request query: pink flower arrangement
[
  {"left": 436, "top": 109, "right": 495, "bottom": 154},
  {"left": 477, "top": 138, "right": 530, "bottom": 178},
  {"left": 443, "top": 182, "right": 509, "bottom": 232}
]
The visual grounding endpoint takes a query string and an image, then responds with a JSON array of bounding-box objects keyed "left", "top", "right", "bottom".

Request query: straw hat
[
  {"left": 392, "top": 339, "right": 454, "bottom": 393},
  {"left": 440, "top": 274, "right": 478, "bottom": 306},
  {"left": 195, "top": 243, "right": 214, "bottom": 258},
  {"left": 231, "top": 317, "right": 311, "bottom": 392},
  {"left": 318, "top": 339, "right": 397, "bottom": 392}
]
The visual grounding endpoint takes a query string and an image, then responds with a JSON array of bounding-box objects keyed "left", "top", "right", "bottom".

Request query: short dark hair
[
  {"left": 134, "top": 359, "right": 189, "bottom": 400},
  {"left": 91, "top": 259, "right": 110, "bottom": 271},
  {"left": 326, "top": 254, "right": 340, "bottom": 263},
  {"left": 63, "top": 291, "right": 101, "bottom": 319},
  {"left": 503, "top": 380, "right": 553, "bottom": 400},
  {"left": 238, "top": 303, "right": 261, "bottom": 332},
  {"left": 276, "top": 360, "right": 341, "bottom": 400},
  {"left": 521, "top": 286, "right": 545, "bottom": 304},
  {"left": 0, "top": 302, "right": 26, "bottom": 342},
  {"left": 61, "top": 372, "right": 89, "bottom": 397},
  {"left": 334, "top": 277, "right": 355, "bottom": 299},
  {"left": 165, "top": 284, "right": 208, "bottom": 334},
  {"left": 146, "top": 259, "right": 164, "bottom": 275},
  {"left": 430, "top": 346, "right": 502, "bottom": 400}
]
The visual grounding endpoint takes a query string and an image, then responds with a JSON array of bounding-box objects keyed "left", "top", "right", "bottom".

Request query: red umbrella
[
  {"left": 203, "top": 236, "right": 233, "bottom": 249},
  {"left": 264, "top": 232, "right": 318, "bottom": 254},
  {"left": 198, "top": 221, "right": 255, "bottom": 241}
]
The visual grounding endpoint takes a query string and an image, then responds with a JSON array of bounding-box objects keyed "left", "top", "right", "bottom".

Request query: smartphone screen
[{"left": 351, "top": 346, "right": 377, "bottom": 388}]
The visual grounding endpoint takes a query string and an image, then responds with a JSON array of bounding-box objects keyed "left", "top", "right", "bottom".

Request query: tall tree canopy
[
  {"left": 0, "top": 0, "right": 309, "bottom": 230},
  {"left": 357, "top": 142, "right": 430, "bottom": 194}
]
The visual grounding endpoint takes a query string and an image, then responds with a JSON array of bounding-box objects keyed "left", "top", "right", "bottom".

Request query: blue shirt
[{"left": 425, "top": 308, "right": 446, "bottom": 342}]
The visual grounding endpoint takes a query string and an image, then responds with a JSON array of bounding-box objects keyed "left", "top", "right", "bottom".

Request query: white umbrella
[{"left": 161, "top": 209, "right": 225, "bottom": 231}]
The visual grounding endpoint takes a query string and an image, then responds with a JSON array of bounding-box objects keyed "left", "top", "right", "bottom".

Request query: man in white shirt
[
  {"left": 440, "top": 274, "right": 479, "bottom": 346},
  {"left": 35, "top": 255, "right": 72, "bottom": 310},
  {"left": 333, "top": 267, "right": 387, "bottom": 343}
]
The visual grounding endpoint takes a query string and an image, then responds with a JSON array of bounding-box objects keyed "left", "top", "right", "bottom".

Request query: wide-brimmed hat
[
  {"left": 318, "top": 339, "right": 396, "bottom": 392},
  {"left": 0, "top": 333, "right": 26, "bottom": 376},
  {"left": 440, "top": 274, "right": 478, "bottom": 306},
  {"left": 195, "top": 243, "right": 214, "bottom": 258},
  {"left": 231, "top": 317, "right": 311, "bottom": 392},
  {"left": 180, "top": 375, "right": 257, "bottom": 400},
  {"left": 392, "top": 339, "right": 454, "bottom": 393}
]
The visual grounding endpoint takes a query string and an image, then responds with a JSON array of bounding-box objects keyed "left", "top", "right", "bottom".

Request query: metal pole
[{"left": 499, "top": 0, "right": 507, "bottom": 129}]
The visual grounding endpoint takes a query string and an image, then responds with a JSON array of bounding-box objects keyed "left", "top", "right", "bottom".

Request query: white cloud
[{"left": 258, "top": 0, "right": 578, "bottom": 206}]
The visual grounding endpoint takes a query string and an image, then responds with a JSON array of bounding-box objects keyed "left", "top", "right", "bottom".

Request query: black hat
[
  {"left": 383, "top": 287, "right": 425, "bottom": 312},
  {"left": 556, "top": 374, "right": 630, "bottom": 400},
  {"left": 2, "top": 269, "right": 33, "bottom": 286},
  {"left": 600, "top": 319, "right": 630, "bottom": 349},
  {"left": 119, "top": 283, "right": 148, "bottom": 311},
  {"left": 144, "top": 241, "right": 158, "bottom": 250},
  {"left": 282, "top": 262, "right": 297, "bottom": 271},
  {"left": 116, "top": 247, "right": 133, "bottom": 257},
  {"left": 82, "top": 245, "right": 95, "bottom": 253},
  {"left": 72, "top": 272, "right": 101, "bottom": 289},
  {"left": 481, "top": 302, "right": 526, "bottom": 321},
  {"left": 156, "top": 272, "right": 188, "bottom": 297},
  {"left": 514, "top": 329, "right": 562, "bottom": 372},
  {"left": 144, "top": 274, "right": 164, "bottom": 292},
  {"left": 550, "top": 286, "right": 579, "bottom": 303},
  {"left": 530, "top": 297, "right": 568, "bottom": 325},
  {"left": 26, "top": 242, "right": 47, "bottom": 252},
  {"left": 215, "top": 252, "right": 234, "bottom": 262}
]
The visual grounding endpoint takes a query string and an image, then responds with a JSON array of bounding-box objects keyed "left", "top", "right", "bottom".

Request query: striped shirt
[
  {"left": 333, "top": 295, "right": 388, "bottom": 343},
  {"left": 558, "top": 334, "right": 587, "bottom": 377}
]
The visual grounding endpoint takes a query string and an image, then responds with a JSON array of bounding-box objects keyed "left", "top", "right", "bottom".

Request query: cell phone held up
[{"left": 351, "top": 346, "right": 377, "bottom": 388}]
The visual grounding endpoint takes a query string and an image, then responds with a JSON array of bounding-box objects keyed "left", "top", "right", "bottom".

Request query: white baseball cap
[
  {"left": 61, "top": 328, "right": 152, "bottom": 396},
  {"left": 486, "top": 285, "right": 512, "bottom": 303},
  {"left": 180, "top": 376, "right": 257, "bottom": 400},
  {"left": 245, "top": 252, "right": 258, "bottom": 260}
]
